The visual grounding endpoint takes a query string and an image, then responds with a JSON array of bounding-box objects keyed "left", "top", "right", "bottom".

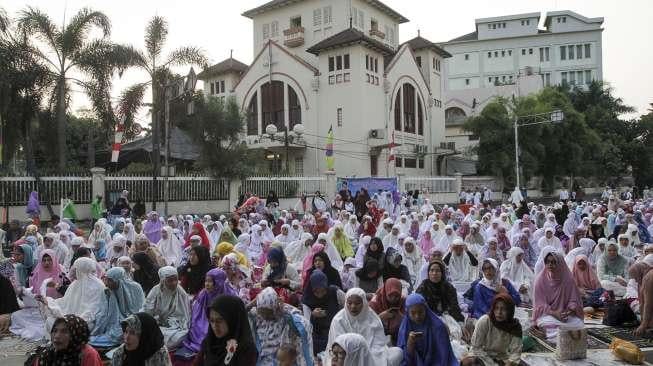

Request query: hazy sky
[{"left": 3, "top": 0, "right": 652, "bottom": 121}]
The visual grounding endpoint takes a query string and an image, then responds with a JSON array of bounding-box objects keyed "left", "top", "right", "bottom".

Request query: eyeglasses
[{"left": 329, "top": 349, "right": 346, "bottom": 360}]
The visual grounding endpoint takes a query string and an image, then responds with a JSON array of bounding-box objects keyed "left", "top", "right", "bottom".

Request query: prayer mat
[{"left": 587, "top": 327, "right": 653, "bottom": 349}]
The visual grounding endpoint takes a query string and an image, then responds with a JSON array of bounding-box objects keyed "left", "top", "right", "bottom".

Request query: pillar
[
  {"left": 325, "top": 171, "right": 337, "bottom": 203},
  {"left": 91, "top": 167, "right": 106, "bottom": 200},
  {"left": 454, "top": 172, "right": 463, "bottom": 193},
  {"left": 228, "top": 178, "right": 243, "bottom": 211}
]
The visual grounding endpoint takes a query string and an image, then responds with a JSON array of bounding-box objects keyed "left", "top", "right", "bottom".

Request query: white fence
[
  {"left": 240, "top": 176, "right": 328, "bottom": 198},
  {"left": 404, "top": 176, "right": 456, "bottom": 193},
  {"left": 0, "top": 176, "right": 93, "bottom": 206},
  {"left": 105, "top": 175, "right": 229, "bottom": 202}
]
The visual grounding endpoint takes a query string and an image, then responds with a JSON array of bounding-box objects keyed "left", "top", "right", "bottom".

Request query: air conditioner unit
[{"left": 369, "top": 129, "right": 386, "bottom": 139}]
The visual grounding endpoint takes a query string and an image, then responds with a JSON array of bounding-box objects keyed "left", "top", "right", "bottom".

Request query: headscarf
[
  {"left": 157, "top": 226, "right": 183, "bottom": 266},
  {"left": 132, "top": 252, "right": 159, "bottom": 295},
  {"left": 488, "top": 293, "right": 522, "bottom": 338},
  {"left": 600, "top": 242, "right": 628, "bottom": 277},
  {"left": 0, "top": 274, "right": 19, "bottom": 314},
  {"left": 106, "top": 233, "right": 128, "bottom": 264},
  {"left": 52, "top": 257, "right": 105, "bottom": 319},
  {"left": 105, "top": 266, "right": 145, "bottom": 316},
  {"left": 185, "top": 222, "right": 211, "bottom": 249},
  {"left": 397, "top": 293, "right": 458, "bottom": 366},
  {"left": 120, "top": 312, "right": 165, "bottom": 366},
  {"left": 183, "top": 269, "right": 236, "bottom": 353},
  {"left": 415, "top": 260, "right": 463, "bottom": 321},
  {"left": 179, "top": 245, "right": 212, "bottom": 295},
  {"left": 532, "top": 251, "right": 584, "bottom": 321},
  {"left": 200, "top": 295, "right": 255, "bottom": 365},
  {"left": 26, "top": 191, "right": 40, "bottom": 216},
  {"left": 327, "top": 288, "right": 389, "bottom": 365},
  {"left": 332, "top": 333, "right": 373, "bottom": 366},
  {"left": 215, "top": 242, "right": 248, "bottom": 267},
  {"left": 30, "top": 249, "right": 65, "bottom": 298},
  {"left": 143, "top": 212, "right": 163, "bottom": 244},
  {"left": 265, "top": 247, "right": 288, "bottom": 282},
  {"left": 369, "top": 278, "right": 405, "bottom": 313},
  {"left": 571, "top": 255, "right": 600, "bottom": 291},
  {"left": 500, "top": 247, "right": 534, "bottom": 290},
  {"left": 30, "top": 315, "right": 90, "bottom": 366},
  {"left": 15, "top": 244, "right": 35, "bottom": 287}
]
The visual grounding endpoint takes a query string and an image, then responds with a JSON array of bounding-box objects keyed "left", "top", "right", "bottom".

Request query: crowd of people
[{"left": 0, "top": 185, "right": 653, "bottom": 366}]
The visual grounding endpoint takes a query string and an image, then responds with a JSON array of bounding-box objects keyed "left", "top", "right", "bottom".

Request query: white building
[
  {"left": 198, "top": 0, "right": 451, "bottom": 177},
  {"left": 441, "top": 10, "right": 604, "bottom": 156}
]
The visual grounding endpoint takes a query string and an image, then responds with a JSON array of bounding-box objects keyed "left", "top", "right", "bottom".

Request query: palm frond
[
  {"left": 164, "top": 46, "right": 208, "bottom": 68},
  {"left": 117, "top": 82, "right": 147, "bottom": 120},
  {"left": 61, "top": 8, "right": 110, "bottom": 55},
  {"left": 17, "top": 6, "right": 61, "bottom": 60},
  {"left": 145, "top": 16, "right": 168, "bottom": 61},
  {"left": 0, "top": 7, "right": 10, "bottom": 34}
]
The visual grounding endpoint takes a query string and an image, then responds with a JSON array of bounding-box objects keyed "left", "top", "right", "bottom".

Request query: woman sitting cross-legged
[
  {"left": 465, "top": 293, "right": 523, "bottom": 366},
  {"left": 396, "top": 293, "right": 458, "bottom": 366},
  {"left": 532, "top": 251, "right": 584, "bottom": 342}
]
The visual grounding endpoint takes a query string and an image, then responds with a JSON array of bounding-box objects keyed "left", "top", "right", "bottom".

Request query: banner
[
  {"left": 326, "top": 125, "right": 334, "bottom": 171},
  {"left": 336, "top": 177, "right": 398, "bottom": 195}
]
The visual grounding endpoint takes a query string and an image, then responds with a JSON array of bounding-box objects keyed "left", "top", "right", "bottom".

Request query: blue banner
[{"left": 336, "top": 177, "right": 398, "bottom": 196}]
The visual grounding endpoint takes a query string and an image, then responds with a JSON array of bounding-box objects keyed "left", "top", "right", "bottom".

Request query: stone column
[
  {"left": 454, "top": 172, "right": 463, "bottom": 194},
  {"left": 325, "top": 171, "right": 337, "bottom": 202},
  {"left": 228, "top": 178, "right": 243, "bottom": 212},
  {"left": 91, "top": 167, "right": 106, "bottom": 200}
]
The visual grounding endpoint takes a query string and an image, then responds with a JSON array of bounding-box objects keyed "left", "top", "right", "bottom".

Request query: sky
[{"left": 3, "top": 0, "right": 652, "bottom": 122}]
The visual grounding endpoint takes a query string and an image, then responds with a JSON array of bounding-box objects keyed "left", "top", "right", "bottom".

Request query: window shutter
[{"left": 313, "top": 9, "right": 322, "bottom": 27}]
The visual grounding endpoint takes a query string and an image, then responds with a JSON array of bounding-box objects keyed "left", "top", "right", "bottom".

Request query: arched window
[
  {"left": 247, "top": 92, "right": 258, "bottom": 136},
  {"left": 403, "top": 84, "right": 416, "bottom": 133},
  {"left": 394, "top": 90, "right": 401, "bottom": 131},
  {"left": 261, "top": 81, "right": 285, "bottom": 131},
  {"left": 288, "top": 86, "right": 301, "bottom": 129},
  {"left": 445, "top": 107, "right": 467, "bottom": 125},
  {"left": 393, "top": 82, "right": 424, "bottom": 136},
  {"left": 417, "top": 97, "right": 423, "bottom": 136}
]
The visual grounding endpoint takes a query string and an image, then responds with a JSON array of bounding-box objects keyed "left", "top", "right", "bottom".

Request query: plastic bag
[{"left": 610, "top": 338, "right": 644, "bottom": 364}]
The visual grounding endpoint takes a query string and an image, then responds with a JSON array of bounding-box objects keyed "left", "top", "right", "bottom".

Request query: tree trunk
[
  {"left": 87, "top": 125, "right": 95, "bottom": 169},
  {"left": 56, "top": 76, "right": 67, "bottom": 171},
  {"left": 151, "top": 75, "right": 160, "bottom": 209}
]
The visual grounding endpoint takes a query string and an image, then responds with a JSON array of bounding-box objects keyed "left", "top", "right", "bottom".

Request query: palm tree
[
  {"left": 0, "top": 7, "right": 52, "bottom": 172},
  {"left": 117, "top": 16, "right": 207, "bottom": 176},
  {"left": 17, "top": 7, "right": 132, "bottom": 170}
]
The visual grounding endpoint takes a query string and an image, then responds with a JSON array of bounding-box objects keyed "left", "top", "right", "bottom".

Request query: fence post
[
  {"left": 454, "top": 172, "right": 463, "bottom": 194},
  {"left": 91, "top": 167, "right": 106, "bottom": 201},
  {"left": 228, "top": 178, "right": 242, "bottom": 212},
  {"left": 397, "top": 173, "right": 406, "bottom": 193},
  {"left": 325, "top": 171, "right": 336, "bottom": 202}
]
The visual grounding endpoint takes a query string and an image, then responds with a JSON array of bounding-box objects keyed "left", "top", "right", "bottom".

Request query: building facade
[
  {"left": 441, "top": 10, "right": 603, "bottom": 155},
  {"left": 198, "top": 0, "right": 451, "bottom": 177}
]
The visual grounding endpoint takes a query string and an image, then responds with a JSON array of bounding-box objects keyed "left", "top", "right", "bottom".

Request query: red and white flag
[
  {"left": 388, "top": 130, "right": 396, "bottom": 163},
  {"left": 111, "top": 115, "right": 126, "bottom": 163}
]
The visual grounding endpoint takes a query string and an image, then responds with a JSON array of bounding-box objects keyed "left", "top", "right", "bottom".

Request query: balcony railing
[
  {"left": 369, "top": 28, "right": 386, "bottom": 40},
  {"left": 283, "top": 27, "right": 305, "bottom": 47}
]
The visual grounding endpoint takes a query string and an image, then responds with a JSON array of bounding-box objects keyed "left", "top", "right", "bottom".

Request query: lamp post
[
  {"left": 265, "top": 123, "right": 305, "bottom": 172},
  {"left": 514, "top": 109, "right": 564, "bottom": 188}
]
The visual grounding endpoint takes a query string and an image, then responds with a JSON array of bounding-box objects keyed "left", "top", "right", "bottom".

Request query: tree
[
  {"left": 0, "top": 7, "right": 52, "bottom": 173},
  {"left": 177, "top": 95, "right": 255, "bottom": 178},
  {"left": 117, "top": 16, "right": 207, "bottom": 177},
  {"left": 463, "top": 88, "right": 601, "bottom": 192},
  {"left": 18, "top": 7, "right": 134, "bottom": 170}
]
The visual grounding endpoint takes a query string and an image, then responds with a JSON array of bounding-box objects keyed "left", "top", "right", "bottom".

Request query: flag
[
  {"left": 111, "top": 115, "right": 126, "bottom": 163},
  {"left": 326, "top": 125, "right": 334, "bottom": 171},
  {"left": 388, "top": 130, "right": 396, "bottom": 163}
]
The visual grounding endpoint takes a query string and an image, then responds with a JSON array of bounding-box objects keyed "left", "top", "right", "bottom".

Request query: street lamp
[
  {"left": 514, "top": 109, "right": 565, "bottom": 189},
  {"left": 264, "top": 123, "right": 304, "bottom": 172}
]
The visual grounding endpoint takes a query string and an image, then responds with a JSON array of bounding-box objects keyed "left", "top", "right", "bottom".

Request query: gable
[{"left": 385, "top": 44, "right": 430, "bottom": 95}]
